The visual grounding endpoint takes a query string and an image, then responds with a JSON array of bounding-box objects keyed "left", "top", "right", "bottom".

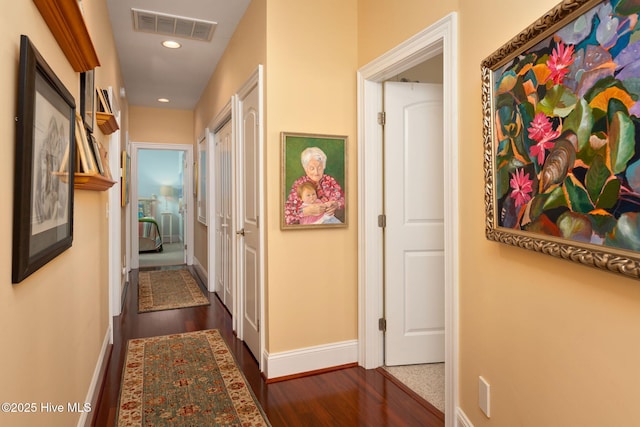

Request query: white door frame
[
  {"left": 129, "top": 142, "right": 194, "bottom": 269},
  {"left": 357, "top": 13, "right": 459, "bottom": 425},
  {"left": 235, "top": 66, "right": 265, "bottom": 370},
  {"left": 108, "top": 88, "right": 122, "bottom": 326}
]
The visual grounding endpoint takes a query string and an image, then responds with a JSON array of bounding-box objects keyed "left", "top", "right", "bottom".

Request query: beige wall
[
  {"left": 0, "top": 1, "right": 124, "bottom": 426},
  {"left": 129, "top": 106, "right": 194, "bottom": 144},
  {"left": 264, "top": 0, "right": 359, "bottom": 352},
  {"left": 193, "top": 0, "right": 359, "bottom": 353},
  {"left": 457, "top": 0, "right": 640, "bottom": 425},
  {"left": 357, "top": 0, "right": 459, "bottom": 67},
  {"left": 193, "top": 0, "right": 266, "bottom": 274},
  {"left": 360, "top": 0, "right": 640, "bottom": 425}
]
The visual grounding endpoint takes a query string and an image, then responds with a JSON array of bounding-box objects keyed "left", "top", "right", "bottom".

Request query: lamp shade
[{"left": 160, "top": 185, "right": 173, "bottom": 198}]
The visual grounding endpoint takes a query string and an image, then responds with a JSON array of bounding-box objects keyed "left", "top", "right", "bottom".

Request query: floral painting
[{"left": 483, "top": 0, "right": 640, "bottom": 278}]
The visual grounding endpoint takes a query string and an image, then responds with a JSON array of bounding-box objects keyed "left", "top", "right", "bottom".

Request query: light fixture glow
[
  {"left": 158, "top": 98, "right": 170, "bottom": 103},
  {"left": 162, "top": 40, "right": 181, "bottom": 49}
]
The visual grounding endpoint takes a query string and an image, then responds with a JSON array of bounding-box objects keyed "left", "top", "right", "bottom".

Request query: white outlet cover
[{"left": 479, "top": 376, "right": 491, "bottom": 418}]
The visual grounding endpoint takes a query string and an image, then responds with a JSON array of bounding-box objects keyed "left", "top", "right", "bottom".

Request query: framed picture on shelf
[
  {"left": 80, "top": 69, "right": 94, "bottom": 132},
  {"left": 13, "top": 35, "right": 76, "bottom": 283},
  {"left": 482, "top": 0, "right": 640, "bottom": 279},
  {"left": 281, "top": 132, "right": 347, "bottom": 229}
]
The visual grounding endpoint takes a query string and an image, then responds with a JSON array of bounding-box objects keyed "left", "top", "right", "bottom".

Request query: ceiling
[{"left": 106, "top": 0, "right": 251, "bottom": 110}]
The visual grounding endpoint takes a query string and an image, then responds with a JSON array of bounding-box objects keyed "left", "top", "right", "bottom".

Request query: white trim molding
[
  {"left": 456, "top": 407, "right": 474, "bottom": 427},
  {"left": 264, "top": 340, "right": 358, "bottom": 380},
  {"left": 78, "top": 326, "right": 111, "bottom": 427},
  {"left": 192, "top": 255, "right": 208, "bottom": 286},
  {"left": 129, "top": 142, "right": 194, "bottom": 269},
  {"left": 357, "top": 12, "right": 459, "bottom": 427}
]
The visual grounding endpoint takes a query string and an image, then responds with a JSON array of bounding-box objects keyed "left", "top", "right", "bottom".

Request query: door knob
[{"left": 236, "top": 228, "right": 245, "bottom": 236}]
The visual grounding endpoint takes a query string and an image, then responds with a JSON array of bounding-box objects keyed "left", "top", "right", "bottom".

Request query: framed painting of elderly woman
[{"left": 281, "top": 132, "right": 347, "bottom": 229}]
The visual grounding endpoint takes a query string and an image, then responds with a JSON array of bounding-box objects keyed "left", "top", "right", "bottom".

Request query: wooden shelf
[
  {"left": 33, "top": 0, "right": 100, "bottom": 72},
  {"left": 56, "top": 172, "right": 116, "bottom": 191},
  {"left": 96, "top": 111, "right": 119, "bottom": 135}
]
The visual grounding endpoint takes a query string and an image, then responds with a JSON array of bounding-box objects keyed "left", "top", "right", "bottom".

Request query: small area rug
[
  {"left": 138, "top": 268, "right": 210, "bottom": 313},
  {"left": 116, "top": 329, "right": 271, "bottom": 426}
]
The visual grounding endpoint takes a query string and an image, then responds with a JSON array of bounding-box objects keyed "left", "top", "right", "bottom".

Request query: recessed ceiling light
[
  {"left": 162, "top": 40, "right": 181, "bottom": 49},
  {"left": 158, "top": 98, "right": 170, "bottom": 103}
]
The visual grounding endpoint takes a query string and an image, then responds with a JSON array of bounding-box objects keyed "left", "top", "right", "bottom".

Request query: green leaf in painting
[
  {"left": 537, "top": 85, "right": 578, "bottom": 118},
  {"left": 589, "top": 212, "right": 617, "bottom": 237},
  {"left": 609, "top": 110, "right": 635, "bottom": 174},
  {"left": 625, "top": 157, "right": 640, "bottom": 193},
  {"left": 497, "top": 105, "right": 520, "bottom": 138},
  {"left": 584, "top": 76, "right": 622, "bottom": 103},
  {"left": 557, "top": 211, "right": 593, "bottom": 242},
  {"left": 563, "top": 98, "right": 593, "bottom": 151},
  {"left": 585, "top": 155, "right": 611, "bottom": 202},
  {"left": 542, "top": 186, "right": 568, "bottom": 210},
  {"left": 496, "top": 163, "right": 511, "bottom": 200},
  {"left": 595, "top": 178, "right": 621, "bottom": 209},
  {"left": 607, "top": 97, "right": 630, "bottom": 123},
  {"left": 564, "top": 174, "right": 594, "bottom": 213},
  {"left": 605, "top": 212, "right": 640, "bottom": 251},
  {"left": 615, "top": 0, "right": 640, "bottom": 16},
  {"left": 495, "top": 70, "right": 518, "bottom": 95},
  {"left": 620, "top": 77, "right": 640, "bottom": 101}
]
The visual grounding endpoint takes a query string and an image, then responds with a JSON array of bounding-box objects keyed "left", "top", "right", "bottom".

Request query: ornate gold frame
[{"left": 482, "top": 0, "right": 640, "bottom": 279}]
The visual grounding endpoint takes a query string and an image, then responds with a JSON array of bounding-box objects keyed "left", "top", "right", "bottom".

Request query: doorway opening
[
  {"left": 137, "top": 149, "right": 186, "bottom": 268},
  {"left": 380, "top": 57, "right": 445, "bottom": 413},
  {"left": 357, "top": 13, "right": 458, "bottom": 426},
  {"left": 130, "top": 142, "right": 194, "bottom": 271}
]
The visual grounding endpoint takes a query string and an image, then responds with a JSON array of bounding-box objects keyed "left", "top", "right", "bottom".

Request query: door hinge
[
  {"left": 378, "top": 112, "right": 386, "bottom": 126},
  {"left": 378, "top": 214, "right": 386, "bottom": 228},
  {"left": 257, "top": 319, "right": 260, "bottom": 332},
  {"left": 378, "top": 318, "right": 387, "bottom": 332}
]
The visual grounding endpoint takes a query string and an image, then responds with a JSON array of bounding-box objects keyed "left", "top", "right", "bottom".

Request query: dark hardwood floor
[{"left": 91, "top": 266, "right": 444, "bottom": 426}]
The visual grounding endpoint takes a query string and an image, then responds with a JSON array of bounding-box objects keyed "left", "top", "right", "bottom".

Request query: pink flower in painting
[
  {"left": 527, "top": 113, "right": 560, "bottom": 164},
  {"left": 510, "top": 169, "right": 534, "bottom": 207},
  {"left": 546, "top": 42, "right": 575, "bottom": 85}
]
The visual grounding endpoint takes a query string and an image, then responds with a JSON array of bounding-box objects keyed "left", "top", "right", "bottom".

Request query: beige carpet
[
  {"left": 383, "top": 363, "right": 445, "bottom": 412},
  {"left": 139, "top": 242, "right": 185, "bottom": 268},
  {"left": 138, "top": 268, "right": 210, "bottom": 313}
]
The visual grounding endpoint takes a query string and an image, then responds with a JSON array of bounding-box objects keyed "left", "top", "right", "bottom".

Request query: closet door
[{"left": 215, "top": 122, "right": 233, "bottom": 313}]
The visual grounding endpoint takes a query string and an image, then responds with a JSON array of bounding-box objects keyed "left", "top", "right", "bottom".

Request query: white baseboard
[
  {"left": 455, "top": 407, "right": 474, "bottom": 427},
  {"left": 264, "top": 340, "right": 358, "bottom": 380},
  {"left": 192, "top": 256, "right": 207, "bottom": 284},
  {"left": 78, "top": 326, "right": 111, "bottom": 427}
]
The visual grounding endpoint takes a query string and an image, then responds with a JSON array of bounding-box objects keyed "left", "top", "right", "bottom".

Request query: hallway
[{"left": 92, "top": 267, "right": 444, "bottom": 426}]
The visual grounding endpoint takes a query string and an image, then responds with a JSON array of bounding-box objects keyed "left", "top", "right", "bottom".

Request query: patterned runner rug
[
  {"left": 116, "top": 329, "right": 271, "bottom": 426},
  {"left": 138, "top": 268, "right": 210, "bottom": 313}
]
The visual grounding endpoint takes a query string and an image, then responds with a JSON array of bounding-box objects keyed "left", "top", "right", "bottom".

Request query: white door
[
  {"left": 215, "top": 121, "right": 233, "bottom": 313},
  {"left": 238, "top": 83, "right": 261, "bottom": 360},
  {"left": 384, "top": 81, "right": 445, "bottom": 366}
]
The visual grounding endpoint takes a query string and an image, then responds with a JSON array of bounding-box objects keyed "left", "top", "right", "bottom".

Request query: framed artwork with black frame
[
  {"left": 13, "top": 35, "right": 76, "bottom": 283},
  {"left": 281, "top": 132, "right": 347, "bottom": 229},
  {"left": 80, "top": 68, "right": 94, "bottom": 132}
]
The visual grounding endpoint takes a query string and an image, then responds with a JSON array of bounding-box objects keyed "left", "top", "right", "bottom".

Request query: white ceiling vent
[{"left": 132, "top": 8, "right": 217, "bottom": 42}]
